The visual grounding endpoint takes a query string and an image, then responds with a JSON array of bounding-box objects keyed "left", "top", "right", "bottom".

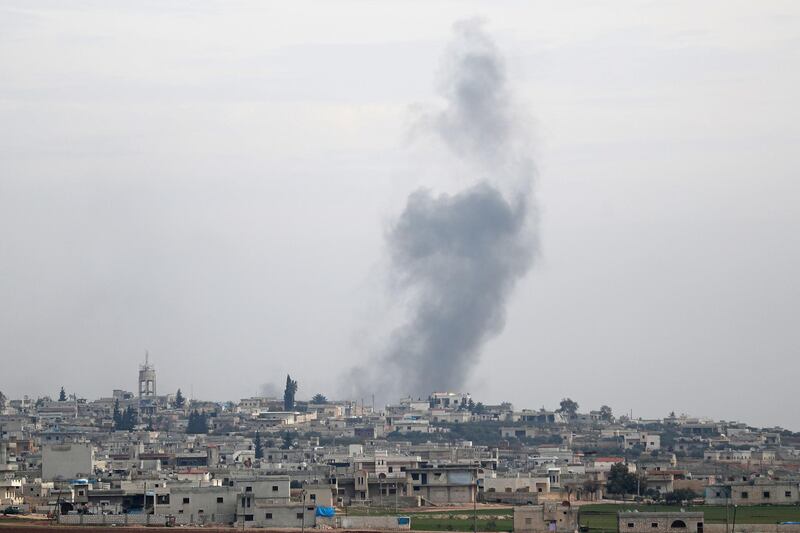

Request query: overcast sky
[{"left": 1, "top": 1, "right": 798, "bottom": 429}]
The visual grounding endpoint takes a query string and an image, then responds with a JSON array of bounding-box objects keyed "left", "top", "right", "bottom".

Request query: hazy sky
[{"left": 1, "top": 1, "right": 798, "bottom": 429}]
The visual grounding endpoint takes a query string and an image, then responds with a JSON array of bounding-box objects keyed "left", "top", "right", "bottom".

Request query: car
[{"left": 2, "top": 505, "right": 24, "bottom": 515}]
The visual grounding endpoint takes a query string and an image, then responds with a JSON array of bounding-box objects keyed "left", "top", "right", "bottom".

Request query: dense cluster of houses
[{"left": 1, "top": 362, "right": 799, "bottom": 529}]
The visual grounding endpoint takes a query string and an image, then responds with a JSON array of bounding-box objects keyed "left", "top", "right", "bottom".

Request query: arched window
[{"left": 670, "top": 520, "right": 687, "bottom": 529}]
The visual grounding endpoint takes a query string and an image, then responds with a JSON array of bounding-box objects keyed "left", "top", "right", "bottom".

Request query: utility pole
[
  {"left": 301, "top": 484, "right": 306, "bottom": 533},
  {"left": 473, "top": 475, "right": 478, "bottom": 533},
  {"left": 725, "top": 490, "right": 730, "bottom": 533}
]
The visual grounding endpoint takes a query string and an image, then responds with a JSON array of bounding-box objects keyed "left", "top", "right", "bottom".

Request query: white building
[{"left": 42, "top": 442, "right": 94, "bottom": 480}]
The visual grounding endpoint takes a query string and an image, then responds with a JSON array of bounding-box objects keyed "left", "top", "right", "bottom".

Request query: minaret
[{"left": 138, "top": 352, "right": 157, "bottom": 416}]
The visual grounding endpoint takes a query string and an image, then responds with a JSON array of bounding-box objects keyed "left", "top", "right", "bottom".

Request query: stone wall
[
  {"left": 58, "top": 513, "right": 235, "bottom": 526},
  {"left": 317, "top": 515, "right": 412, "bottom": 530},
  {"left": 705, "top": 524, "right": 800, "bottom": 533}
]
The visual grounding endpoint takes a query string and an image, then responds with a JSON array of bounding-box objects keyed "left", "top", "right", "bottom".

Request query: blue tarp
[{"left": 316, "top": 506, "right": 336, "bottom": 517}]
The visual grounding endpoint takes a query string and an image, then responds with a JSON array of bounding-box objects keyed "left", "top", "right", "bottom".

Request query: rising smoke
[{"left": 360, "top": 20, "right": 537, "bottom": 402}]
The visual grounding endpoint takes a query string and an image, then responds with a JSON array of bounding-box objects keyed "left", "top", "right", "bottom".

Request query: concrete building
[
  {"left": 230, "top": 475, "right": 291, "bottom": 503},
  {"left": 704, "top": 449, "right": 752, "bottom": 463},
  {"left": 232, "top": 475, "right": 317, "bottom": 528},
  {"left": 406, "top": 463, "right": 477, "bottom": 505},
  {"left": 513, "top": 410, "right": 567, "bottom": 425},
  {"left": 37, "top": 400, "right": 78, "bottom": 422},
  {"left": 625, "top": 432, "right": 661, "bottom": 451},
  {"left": 514, "top": 502, "right": 578, "bottom": 533},
  {"left": 0, "top": 478, "right": 23, "bottom": 506},
  {"left": 618, "top": 512, "right": 704, "bottom": 533},
  {"left": 390, "top": 418, "right": 433, "bottom": 433},
  {"left": 705, "top": 479, "right": 799, "bottom": 505},
  {"left": 644, "top": 472, "right": 675, "bottom": 494},
  {"left": 590, "top": 457, "right": 626, "bottom": 472},
  {"left": 237, "top": 496, "right": 316, "bottom": 528},
  {"left": 483, "top": 474, "right": 550, "bottom": 504},
  {"left": 154, "top": 485, "right": 238, "bottom": 524},
  {"left": 42, "top": 441, "right": 94, "bottom": 480}
]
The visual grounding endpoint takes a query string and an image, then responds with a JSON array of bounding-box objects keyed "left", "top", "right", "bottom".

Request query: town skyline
[
  {"left": 3, "top": 358, "right": 792, "bottom": 433},
  {"left": 2, "top": 2, "right": 799, "bottom": 530},
  {"left": 2, "top": 362, "right": 799, "bottom": 529},
  {"left": 3, "top": 3, "right": 799, "bottom": 438}
]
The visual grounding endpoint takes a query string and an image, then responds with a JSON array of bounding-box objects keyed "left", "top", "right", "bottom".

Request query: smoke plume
[{"left": 362, "top": 20, "right": 537, "bottom": 402}]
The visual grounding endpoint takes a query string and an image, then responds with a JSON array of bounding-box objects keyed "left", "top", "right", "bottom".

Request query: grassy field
[
  {"left": 341, "top": 506, "right": 514, "bottom": 531},
  {"left": 579, "top": 504, "right": 800, "bottom": 533},
  {"left": 341, "top": 504, "right": 800, "bottom": 532},
  {"left": 406, "top": 509, "right": 513, "bottom": 531}
]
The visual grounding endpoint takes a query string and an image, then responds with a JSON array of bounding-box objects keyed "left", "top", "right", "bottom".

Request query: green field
[
  {"left": 340, "top": 504, "right": 800, "bottom": 532},
  {"left": 341, "top": 506, "right": 514, "bottom": 531},
  {"left": 406, "top": 508, "right": 513, "bottom": 531},
  {"left": 579, "top": 504, "right": 800, "bottom": 533}
]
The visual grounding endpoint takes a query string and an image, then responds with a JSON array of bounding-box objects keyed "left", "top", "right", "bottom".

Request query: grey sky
[{"left": 1, "top": 2, "right": 798, "bottom": 428}]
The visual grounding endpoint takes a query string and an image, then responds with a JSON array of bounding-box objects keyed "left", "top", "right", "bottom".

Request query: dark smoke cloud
[{"left": 358, "top": 20, "right": 536, "bottom": 402}]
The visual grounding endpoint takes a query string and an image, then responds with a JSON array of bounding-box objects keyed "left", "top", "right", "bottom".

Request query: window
[
  {"left": 266, "top": 513, "right": 273, "bottom": 519},
  {"left": 411, "top": 473, "right": 419, "bottom": 480},
  {"left": 786, "top": 491, "right": 792, "bottom": 498},
  {"left": 217, "top": 497, "right": 224, "bottom": 503},
  {"left": 670, "top": 520, "right": 687, "bottom": 528},
  {"left": 715, "top": 492, "right": 721, "bottom": 497},
  {"left": 764, "top": 492, "right": 771, "bottom": 499},
  {"left": 741, "top": 491, "right": 748, "bottom": 499},
  {"left": 272, "top": 485, "right": 279, "bottom": 492},
  {"left": 698, "top": 523, "right": 703, "bottom": 533},
  {"left": 297, "top": 513, "right": 304, "bottom": 519},
  {"left": 628, "top": 523, "right": 635, "bottom": 528},
  {"left": 183, "top": 497, "right": 190, "bottom": 504},
  {"left": 310, "top": 494, "right": 316, "bottom": 500},
  {"left": 652, "top": 523, "right": 659, "bottom": 528},
  {"left": 78, "top": 490, "right": 84, "bottom": 496},
  {"left": 246, "top": 486, "right": 252, "bottom": 492},
  {"left": 244, "top": 514, "right": 253, "bottom": 521}
]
